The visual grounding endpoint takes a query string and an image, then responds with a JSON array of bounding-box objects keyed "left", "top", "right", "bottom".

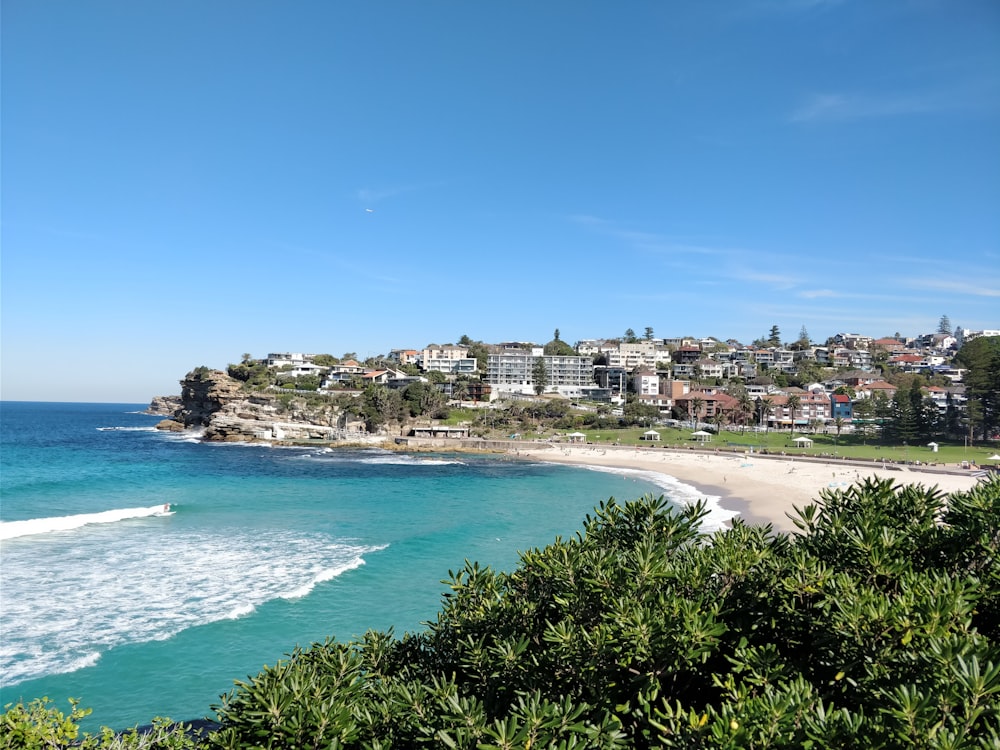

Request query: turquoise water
[{"left": 0, "top": 402, "right": 704, "bottom": 731}]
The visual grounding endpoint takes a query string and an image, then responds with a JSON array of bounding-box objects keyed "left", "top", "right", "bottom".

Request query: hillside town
[{"left": 225, "top": 322, "right": 999, "bottom": 442}]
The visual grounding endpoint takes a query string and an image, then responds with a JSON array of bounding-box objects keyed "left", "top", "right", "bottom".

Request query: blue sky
[{"left": 3, "top": 1, "right": 998, "bottom": 403}]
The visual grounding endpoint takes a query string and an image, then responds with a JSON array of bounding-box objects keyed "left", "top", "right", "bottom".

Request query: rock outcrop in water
[
  {"left": 145, "top": 395, "right": 182, "bottom": 417},
  {"left": 151, "top": 369, "right": 379, "bottom": 444}
]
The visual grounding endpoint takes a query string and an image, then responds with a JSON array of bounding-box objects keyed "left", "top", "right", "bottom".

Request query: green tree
[
  {"left": 768, "top": 324, "right": 782, "bottom": 347},
  {"left": 797, "top": 324, "right": 810, "bottom": 347},
  {"left": 954, "top": 336, "right": 1000, "bottom": 440},
  {"left": 644, "top": 326, "right": 654, "bottom": 341},
  {"left": 360, "top": 385, "right": 403, "bottom": 430},
  {"left": 531, "top": 357, "right": 549, "bottom": 396},
  {"left": 871, "top": 390, "right": 893, "bottom": 441},
  {"left": 758, "top": 396, "right": 774, "bottom": 432},
  {"left": 543, "top": 337, "right": 576, "bottom": 356},
  {"left": 624, "top": 328, "right": 637, "bottom": 343},
  {"left": 689, "top": 395, "right": 705, "bottom": 427},
  {"left": 938, "top": 314, "right": 952, "bottom": 335},
  {"left": 226, "top": 360, "right": 276, "bottom": 389},
  {"left": 466, "top": 341, "right": 490, "bottom": 373},
  {"left": 403, "top": 381, "right": 447, "bottom": 418},
  {"left": 853, "top": 397, "right": 876, "bottom": 443},
  {"left": 785, "top": 393, "right": 802, "bottom": 436}
]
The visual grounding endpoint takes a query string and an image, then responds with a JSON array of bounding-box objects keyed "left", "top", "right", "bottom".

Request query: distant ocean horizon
[{"left": 0, "top": 401, "right": 726, "bottom": 732}]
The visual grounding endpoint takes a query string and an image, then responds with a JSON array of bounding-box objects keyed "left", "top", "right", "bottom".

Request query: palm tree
[
  {"left": 758, "top": 397, "right": 774, "bottom": 433},
  {"left": 711, "top": 411, "right": 726, "bottom": 437},
  {"left": 737, "top": 392, "right": 754, "bottom": 432},
  {"left": 834, "top": 416, "right": 845, "bottom": 447},
  {"left": 786, "top": 394, "right": 802, "bottom": 437},
  {"left": 690, "top": 396, "right": 705, "bottom": 428}
]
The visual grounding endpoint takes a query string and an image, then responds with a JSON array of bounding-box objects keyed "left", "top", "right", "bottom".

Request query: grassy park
[{"left": 466, "top": 419, "right": 996, "bottom": 466}]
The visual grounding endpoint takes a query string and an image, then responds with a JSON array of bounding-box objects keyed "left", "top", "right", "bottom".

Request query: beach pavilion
[
  {"left": 641, "top": 429, "right": 661, "bottom": 441},
  {"left": 566, "top": 431, "right": 588, "bottom": 444},
  {"left": 691, "top": 430, "right": 713, "bottom": 443},
  {"left": 792, "top": 436, "right": 814, "bottom": 448}
]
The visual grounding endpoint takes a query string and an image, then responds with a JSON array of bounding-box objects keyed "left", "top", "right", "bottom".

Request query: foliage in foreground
[
  {"left": 208, "top": 477, "right": 999, "bottom": 749},
  {"left": 4, "top": 477, "right": 998, "bottom": 748},
  {"left": 0, "top": 698, "right": 198, "bottom": 749}
]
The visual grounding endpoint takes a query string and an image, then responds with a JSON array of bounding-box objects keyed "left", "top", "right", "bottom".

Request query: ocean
[{"left": 0, "top": 401, "right": 728, "bottom": 732}]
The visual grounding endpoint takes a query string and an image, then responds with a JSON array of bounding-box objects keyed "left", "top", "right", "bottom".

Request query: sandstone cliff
[
  {"left": 145, "top": 395, "right": 183, "bottom": 417},
  {"left": 153, "top": 369, "right": 381, "bottom": 445}
]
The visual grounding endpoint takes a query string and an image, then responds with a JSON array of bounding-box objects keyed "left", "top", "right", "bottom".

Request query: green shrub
[
  {"left": 206, "top": 477, "right": 999, "bottom": 748},
  {"left": 0, "top": 699, "right": 198, "bottom": 749}
]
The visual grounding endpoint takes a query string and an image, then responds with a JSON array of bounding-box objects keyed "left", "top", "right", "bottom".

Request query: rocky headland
[{"left": 149, "top": 369, "right": 382, "bottom": 445}]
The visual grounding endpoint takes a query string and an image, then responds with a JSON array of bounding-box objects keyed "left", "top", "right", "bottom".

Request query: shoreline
[{"left": 507, "top": 443, "right": 985, "bottom": 534}]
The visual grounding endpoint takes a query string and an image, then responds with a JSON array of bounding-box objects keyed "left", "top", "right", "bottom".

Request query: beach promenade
[{"left": 512, "top": 442, "right": 984, "bottom": 534}]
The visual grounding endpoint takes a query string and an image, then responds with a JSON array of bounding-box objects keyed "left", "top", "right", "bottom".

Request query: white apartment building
[
  {"left": 420, "top": 344, "right": 478, "bottom": 375},
  {"left": 486, "top": 349, "right": 594, "bottom": 397},
  {"left": 265, "top": 353, "right": 313, "bottom": 367},
  {"left": 632, "top": 370, "right": 660, "bottom": 397}
]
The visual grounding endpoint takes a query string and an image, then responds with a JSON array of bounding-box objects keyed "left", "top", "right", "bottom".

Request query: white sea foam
[
  {"left": 96, "top": 426, "right": 158, "bottom": 432},
  {"left": 565, "top": 464, "right": 740, "bottom": 533},
  {"left": 0, "top": 504, "right": 172, "bottom": 540},
  {"left": 226, "top": 603, "right": 256, "bottom": 619},
  {"left": 357, "top": 455, "right": 464, "bottom": 466},
  {"left": 0, "top": 522, "right": 387, "bottom": 686}
]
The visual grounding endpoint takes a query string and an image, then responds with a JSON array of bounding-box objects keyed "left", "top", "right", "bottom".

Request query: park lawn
[{"left": 569, "top": 427, "right": 998, "bottom": 466}]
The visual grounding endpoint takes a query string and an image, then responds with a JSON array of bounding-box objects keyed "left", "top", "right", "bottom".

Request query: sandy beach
[{"left": 512, "top": 443, "right": 984, "bottom": 534}]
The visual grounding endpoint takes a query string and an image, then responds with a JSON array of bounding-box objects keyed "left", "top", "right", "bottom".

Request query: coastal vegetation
[{"left": 5, "top": 478, "right": 998, "bottom": 748}]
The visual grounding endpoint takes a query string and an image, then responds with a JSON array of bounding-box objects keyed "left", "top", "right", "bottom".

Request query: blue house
[{"left": 831, "top": 393, "right": 853, "bottom": 420}]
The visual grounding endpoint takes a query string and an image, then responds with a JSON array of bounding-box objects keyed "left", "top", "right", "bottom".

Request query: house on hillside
[
  {"left": 831, "top": 393, "right": 853, "bottom": 421},
  {"left": 323, "top": 359, "right": 367, "bottom": 385},
  {"left": 387, "top": 349, "right": 421, "bottom": 366},
  {"left": 856, "top": 380, "right": 898, "bottom": 400},
  {"left": 872, "top": 337, "right": 906, "bottom": 353}
]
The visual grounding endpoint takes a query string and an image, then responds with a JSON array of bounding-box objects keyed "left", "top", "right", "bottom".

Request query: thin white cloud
[
  {"left": 790, "top": 91, "right": 945, "bottom": 122},
  {"left": 904, "top": 277, "right": 1000, "bottom": 297},
  {"left": 739, "top": 271, "right": 801, "bottom": 290},
  {"left": 798, "top": 289, "right": 840, "bottom": 299},
  {"left": 568, "top": 215, "right": 731, "bottom": 256}
]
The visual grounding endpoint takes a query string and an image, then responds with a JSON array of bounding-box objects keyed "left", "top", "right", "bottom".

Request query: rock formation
[
  {"left": 145, "top": 395, "right": 183, "bottom": 417},
  {"left": 154, "top": 368, "right": 381, "bottom": 445}
]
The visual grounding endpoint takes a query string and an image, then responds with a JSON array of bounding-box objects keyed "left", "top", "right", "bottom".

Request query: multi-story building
[
  {"left": 265, "top": 353, "right": 314, "bottom": 368},
  {"left": 387, "top": 349, "right": 421, "bottom": 366},
  {"left": 486, "top": 348, "right": 594, "bottom": 398},
  {"left": 830, "top": 333, "right": 874, "bottom": 350},
  {"left": 672, "top": 346, "right": 703, "bottom": 365},
  {"left": 421, "top": 344, "right": 478, "bottom": 375},
  {"left": 632, "top": 369, "right": 660, "bottom": 397},
  {"left": 956, "top": 328, "right": 1000, "bottom": 346},
  {"left": 594, "top": 365, "right": 628, "bottom": 401},
  {"left": 606, "top": 341, "right": 661, "bottom": 370},
  {"left": 769, "top": 391, "right": 832, "bottom": 428}
]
